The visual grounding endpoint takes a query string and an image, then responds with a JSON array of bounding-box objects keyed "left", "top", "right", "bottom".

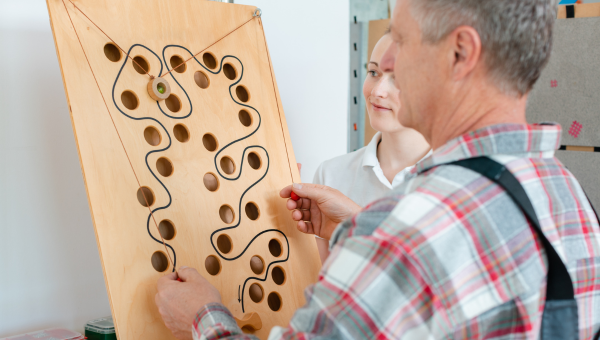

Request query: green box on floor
[{"left": 85, "top": 316, "right": 116, "bottom": 340}]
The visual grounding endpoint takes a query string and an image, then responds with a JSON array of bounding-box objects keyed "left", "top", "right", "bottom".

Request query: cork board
[{"left": 45, "top": 0, "right": 321, "bottom": 339}]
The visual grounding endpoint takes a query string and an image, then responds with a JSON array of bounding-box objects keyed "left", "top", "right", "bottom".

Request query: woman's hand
[{"left": 280, "top": 183, "right": 361, "bottom": 240}]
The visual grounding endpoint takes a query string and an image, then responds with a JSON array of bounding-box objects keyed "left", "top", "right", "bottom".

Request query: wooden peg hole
[
  {"left": 170, "top": 55, "right": 187, "bottom": 73},
  {"left": 239, "top": 110, "right": 252, "bottom": 127},
  {"left": 136, "top": 186, "right": 155, "bottom": 207},
  {"left": 249, "top": 283, "right": 264, "bottom": 303},
  {"left": 158, "top": 220, "right": 176, "bottom": 240},
  {"left": 151, "top": 251, "right": 169, "bottom": 272},
  {"left": 223, "top": 63, "right": 237, "bottom": 80},
  {"left": 219, "top": 205, "right": 235, "bottom": 225},
  {"left": 205, "top": 255, "right": 221, "bottom": 276},
  {"left": 236, "top": 85, "right": 250, "bottom": 103},
  {"left": 267, "top": 292, "right": 282, "bottom": 311},
  {"left": 144, "top": 126, "right": 162, "bottom": 146},
  {"left": 121, "top": 90, "right": 139, "bottom": 110},
  {"left": 269, "top": 239, "right": 282, "bottom": 257},
  {"left": 103, "top": 43, "right": 121, "bottom": 62},
  {"left": 220, "top": 156, "right": 236, "bottom": 175},
  {"left": 156, "top": 157, "right": 173, "bottom": 177},
  {"left": 165, "top": 94, "right": 182, "bottom": 113},
  {"left": 236, "top": 312, "right": 262, "bottom": 332},
  {"left": 194, "top": 71, "right": 210, "bottom": 89},
  {"left": 216, "top": 233, "right": 233, "bottom": 253},
  {"left": 203, "top": 173, "right": 219, "bottom": 192},
  {"left": 173, "top": 124, "right": 190, "bottom": 143},
  {"left": 202, "top": 133, "right": 218, "bottom": 152},
  {"left": 132, "top": 55, "right": 149, "bottom": 74},
  {"left": 245, "top": 202, "right": 260, "bottom": 221},
  {"left": 248, "top": 152, "right": 261, "bottom": 170},
  {"left": 203, "top": 52, "right": 218, "bottom": 69},
  {"left": 250, "top": 255, "right": 264, "bottom": 274},
  {"left": 272, "top": 266, "right": 286, "bottom": 285}
]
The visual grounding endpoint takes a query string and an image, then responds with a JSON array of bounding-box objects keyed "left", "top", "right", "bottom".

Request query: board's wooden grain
[{"left": 46, "top": 1, "right": 321, "bottom": 339}]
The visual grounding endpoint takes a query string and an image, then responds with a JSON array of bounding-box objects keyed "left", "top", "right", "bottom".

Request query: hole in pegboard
[
  {"left": 219, "top": 205, "right": 235, "bottom": 224},
  {"left": 121, "top": 90, "right": 139, "bottom": 110},
  {"left": 245, "top": 202, "right": 260, "bottom": 221},
  {"left": 194, "top": 71, "right": 210, "bottom": 89},
  {"left": 272, "top": 266, "right": 285, "bottom": 285},
  {"left": 248, "top": 152, "right": 261, "bottom": 170},
  {"left": 169, "top": 55, "right": 187, "bottom": 73},
  {"left": 216, "top": 233, "right": 233, "bottom": 253},
  {"left": 220, "top": 156, "right": 235, "bottom": 175},
  {"left": 136, "top": 186, "right": 155, "bottom": 207},
  {"left": 158, "top": 220, "right": 176, "bottom": 240},
  {"left": 203, "top": 52, "right": 218, "bottom": 69},
  {"left": 249, "top": 283, "right": 264, "bottom": 303},
  {"left": 104, "top": 43, "right": 121, "bottom": 62},
  {"left": 173, "top": 124, "right": 190, "bottom": 143},
  {"left": 236, "top": 85, "right": 250, "bottom": 103},
  {"left": 267, "top": 292, "right": 282, "bottom": 311},
  {"left": 239, "top": 110, "right": 252, "bottom": 127},
  {"left": 205, "top": 255, "right": 221, "bottom": 276},
  {"left": 165, "top": 94, "right": 182, "bottom": 112},
  {"left": 250, "top": 255, "right": 264, "bottom": 274},
  {"left": 156, "top": 157, "right": 173, "bottom": 177},
  {"left": 151, "top": 251, "right": 169, "bottom": 272},
  {"left": 269, "top": 239, "right": 282, "bottom": 257},
  {"left": 144, "top": 126, "right": 162, "bottom": 146},
  {"left": 202, "top": 133, "right": 218, "bottom": 152},
  {"left": 203, "top": 173, "right": 219, "bottom": 192},
  {"left": 223, "top": 63, "right": 237, "bottom": 80},
  {"left": 132, "top": 55, "right": 149, "bottom": 74}
]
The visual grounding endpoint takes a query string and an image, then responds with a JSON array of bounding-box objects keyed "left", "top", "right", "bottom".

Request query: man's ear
[{"left": 448, "top": 25, "right": 482, "bottom": 81}]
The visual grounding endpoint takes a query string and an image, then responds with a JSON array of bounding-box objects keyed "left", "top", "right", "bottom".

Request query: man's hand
[
  {"left": 156, "top": 266, "right": 222, "bottom": 340},
  {"left": 280, "top": 183, "right": 361, "bottom": 240}
]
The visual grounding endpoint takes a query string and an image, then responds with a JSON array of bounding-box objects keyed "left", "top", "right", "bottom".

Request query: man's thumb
[{"left": 177, "top": 266, "right": 200, "bottom": 282}]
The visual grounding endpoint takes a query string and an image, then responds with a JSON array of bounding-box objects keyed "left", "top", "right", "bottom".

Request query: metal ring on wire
[{"left": 253, "top": 8, "right": 262, "bottom": 17}]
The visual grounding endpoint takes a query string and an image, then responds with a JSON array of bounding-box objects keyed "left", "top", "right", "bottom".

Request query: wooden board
[
  {"left": 45, "top": 1, "right": 321, "bottom": 339},
  {"left": 364, "top": 19, "right": 390, "bottom": 146}
]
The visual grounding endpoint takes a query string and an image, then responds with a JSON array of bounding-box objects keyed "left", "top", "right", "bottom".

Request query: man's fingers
[
  {"left": 177, "top": 266, "right": 202, "bottom": 282},
  {"left": 299, "top": 197, "right": 311, "bottom": 210},
  {"left": 297, "top": 220, "right": 314, "bottom": 234},
  {"left": 280, "top": 185, "right": 293, "bottom": 199},
  {"left": 157, "top": 272, "right": 178, "bottom": 289},
  {"left": 286, "top": 199, "right": 299, "bottom": 211}
]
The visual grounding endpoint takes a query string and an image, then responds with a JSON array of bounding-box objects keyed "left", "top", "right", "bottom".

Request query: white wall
[{"left": 0, "top": 0, "right": 348, "bottom": 337}]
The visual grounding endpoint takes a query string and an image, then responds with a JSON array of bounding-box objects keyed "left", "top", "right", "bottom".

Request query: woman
[{"left": 313, "top": 33, "right": 431, "bottom": 261}]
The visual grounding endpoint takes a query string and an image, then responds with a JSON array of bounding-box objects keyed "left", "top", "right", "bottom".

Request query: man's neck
[{"left": 428, "top": 84, "right": 529, "bottom": 150}]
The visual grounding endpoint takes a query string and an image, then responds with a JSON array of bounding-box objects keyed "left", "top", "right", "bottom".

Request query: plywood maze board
[
  {"left": 46, "top": 1, "right": 321, "bottom": 339},
  {"left": 528, "top": 3, "right": 600, "bottom": 210}
]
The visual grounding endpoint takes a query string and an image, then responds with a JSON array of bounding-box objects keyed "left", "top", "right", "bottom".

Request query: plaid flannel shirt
[{"left": 193, "top": 123, "right": 600, "bottom": 339}]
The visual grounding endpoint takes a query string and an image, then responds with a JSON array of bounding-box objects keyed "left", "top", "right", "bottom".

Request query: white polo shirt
[{"left": 313, "top": 132, "right": 431, "bottom": 207}]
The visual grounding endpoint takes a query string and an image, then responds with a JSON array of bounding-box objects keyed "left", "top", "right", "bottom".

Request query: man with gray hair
[{"left": 155, "top": 0, "right": 600, "bottom": 339}]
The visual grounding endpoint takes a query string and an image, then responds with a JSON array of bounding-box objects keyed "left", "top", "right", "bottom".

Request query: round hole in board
[
  {"left": 203, "top": 173, "right": 219, "bottom": 192},
  {"left": 223, "top": 63, "right": 237, "bottom": 80},
  {"left": 269, "top": 239, "right": 282, "bottom": 257},
  {"left": 158, "top": 220, "right": 176, "bottom": 240},
  {"left": 144, "top": 126, "right": 162, "bottom": 146},
  {"left": 249, "top": 283, "right": 264, "bottom": 303},
  {"left": 239, "top": 110, "right": 252, "bottom": 127},
  {"left": 245, "top": 202, "right": 260, "bottom": 221},
  {"left": 267, "top": 292, "right": 282, "bottom": 311},
  {"left": 202, "top": 134, "right": 218, "bottom": 152},
  {"left": 121, "top": 90, "right": 139, "bottom": 110},
  {"left": 220, "top": 156, "right": 235, "bottom": 175},
  {"left": 272, "top": 266, "right": 286, "bottom": 285},
  {"left": 219, "top": 205, "right": 235, "bottom": 224},
  {"left": 250, "top": 255, "right": 264, "bottom": 274},
  {"left": 236, "top": 85, "right": 250, "bottom": 103},
  {"left": 165, "top": 94, "right": 182, "bottom": 113},
  {"left": 151, "top": 251, "right": 169, "bottom": 272},
  {"left": 137, "top": 186, "right": 155, "bottom": 207},
  {"left": 194, "top": 71, "right": 210, "bottom": 89},
  {"left": 170, "top": 55, "right": 187, "bottom": 73},
  {"left": 103, "top": 43, "right": 121, "bottom": 62},
  {"left": 205, "top": 255, "right": 221, "bottom": 276},
  {"left": 203, "top": 52, "right": 217, "bottom": 69},
  {"left": 132, "top": 55, "right": 150, "bottom": 74},
  {"left": 248, "top": 152, "right": 261, "bottom": 170},
  {"left": 241, "top": 326, "right": 256, "bottom": 334},
  {"left": 173, "top": 124, "right": 190, "bottom": 143},
  {"left": 216, "top": 233, "right": 233, "bottom": 253},
  {"left": 156, "top": 157, "right": 174, "bottom": 177}
]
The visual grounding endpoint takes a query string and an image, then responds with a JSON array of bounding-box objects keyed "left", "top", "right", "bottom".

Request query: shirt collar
[
  {"left": 414, "top": 123, "right": 562, "bottom": 175},
  {"left": 362, "top": 132, "right": 382, "bottom": 168}
]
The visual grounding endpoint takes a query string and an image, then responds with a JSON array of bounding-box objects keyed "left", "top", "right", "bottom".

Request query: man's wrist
[{"left": 193, "top": 303, "right": 242, "bottom": 338}]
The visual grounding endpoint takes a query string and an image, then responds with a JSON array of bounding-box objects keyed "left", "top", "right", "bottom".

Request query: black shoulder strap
[{"left": 447, "top": 157, "right": 575, "bottom": 301}]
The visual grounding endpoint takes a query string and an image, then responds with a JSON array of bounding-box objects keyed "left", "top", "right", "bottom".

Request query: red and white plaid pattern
[{"left": 193, "top": 123, "right": 600, "bottom": 340}]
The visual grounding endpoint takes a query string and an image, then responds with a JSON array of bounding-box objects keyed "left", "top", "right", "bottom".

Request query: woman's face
[{"left": 363, "top": 35, "right": 405, "bottom": 134}]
